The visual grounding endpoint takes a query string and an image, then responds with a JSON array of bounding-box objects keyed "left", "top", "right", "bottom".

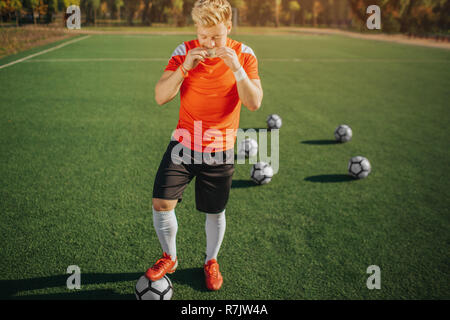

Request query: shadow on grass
[
  {"left": 304, "top": 174, "right": 354, "bottom": 183},
  {"left": 0, "top": 272, "right": 142, "bottom": 300},
  {"left": 170, "top": 268, "right": 209, "bottom": 293},
  {"left": 301, "top": 140, "right": 339, "bottom": 145},
  {"left": 231, "top": 179, "right": 257, "bottom": 188},
  {"left": 0, "top": 268, "right": 216, "bottom": 299},
  {"left": 11, "top": 289, "right": 134, "bottom": 300}
]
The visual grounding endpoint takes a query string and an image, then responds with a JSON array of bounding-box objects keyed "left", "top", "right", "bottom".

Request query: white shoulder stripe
[
  {"left": 241, "top": 44, "right": 256, "bottom": 57},
  {"left": 171, "top": 43, "right": 186, "bottom": 57}
]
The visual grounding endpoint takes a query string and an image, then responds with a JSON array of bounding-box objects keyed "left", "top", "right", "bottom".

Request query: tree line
[{"left": 1, "top": 0, "right": 449, "bottom": 34}]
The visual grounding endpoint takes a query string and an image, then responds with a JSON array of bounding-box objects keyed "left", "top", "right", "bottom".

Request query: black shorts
[{"left": 152, "top": 141, "right": 235, "bottom": 213}]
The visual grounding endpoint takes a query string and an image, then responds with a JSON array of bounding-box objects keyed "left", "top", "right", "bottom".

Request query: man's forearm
[
  {"left": 236, "top": 78, "right": 263, "bottom": 111},
  {"left": 155, "top": 67, "right": 185, "bottom": 106}
]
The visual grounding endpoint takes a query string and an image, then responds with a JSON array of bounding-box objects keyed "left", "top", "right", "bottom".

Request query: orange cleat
[
  {"left": 145, "top": 252, "right": 178, "bottom": 281},
  {"left": 204, "top": 259, "right": 223, "bottom": 291}
]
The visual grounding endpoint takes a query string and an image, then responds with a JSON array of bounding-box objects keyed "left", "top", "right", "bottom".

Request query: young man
[{"left": 146, "top": 0, "right": 263, "bottom": 291}]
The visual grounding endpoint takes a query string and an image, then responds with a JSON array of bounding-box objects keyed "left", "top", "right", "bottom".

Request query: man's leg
[
  {"left": 195, "top": 160, "right": 234, "bottom": 291},
  {"left": 146, "top": 199, "right": 179, "bottom": 281},
  {"left": 152, "top": 198, "right": 179, "bottom": 261},
  {"left": 205, "top": 209, "right": 226, "bottom": 264},
  {"left": 146, "top": 140, "right": 194, "bottom": 281}
]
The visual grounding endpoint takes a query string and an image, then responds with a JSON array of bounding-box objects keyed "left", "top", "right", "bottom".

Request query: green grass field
[{"left": 0, "top": 32, "right": 449, "bottom": 300}]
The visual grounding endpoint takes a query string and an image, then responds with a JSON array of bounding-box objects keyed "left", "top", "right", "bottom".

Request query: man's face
[{"left": 197, "top": 22, "right": 231, "bottom": 50}]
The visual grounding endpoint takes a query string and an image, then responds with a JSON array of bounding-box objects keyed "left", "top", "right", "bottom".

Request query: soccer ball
[
  {"left": 348, "top": 156, "right": 371, "bottom": 179},
  {"left": 334, "top": 124, "right": 352, "bottom": 142},
  {"left": 267, "top": 114, "right": 282, "bottom": 130},
  {"left": 135, "top": 275, "right": 173, "bottom": 300},
  {"left": 251, "top": 162, "right": 274, "bottom": 185},
  {"left": 238, "top": 138, "right": 258, "bottom": 158}
]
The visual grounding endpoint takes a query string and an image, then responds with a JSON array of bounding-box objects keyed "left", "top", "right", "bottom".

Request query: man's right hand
[{"left": 182, "top": 47, "right": 209, "bottom": 71}]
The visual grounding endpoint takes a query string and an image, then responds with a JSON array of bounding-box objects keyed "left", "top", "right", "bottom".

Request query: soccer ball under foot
[{"left": 135, "top": 275, "right": 173, "bottom": 300}]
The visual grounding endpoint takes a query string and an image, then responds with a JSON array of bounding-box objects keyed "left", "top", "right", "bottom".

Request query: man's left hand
[{"left": 216, "top": 47, "right": 241, "bottom": 72}]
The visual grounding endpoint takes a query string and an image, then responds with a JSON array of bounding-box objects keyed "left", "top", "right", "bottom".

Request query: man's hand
[
  {"left": 216, "top": 47, "right": 241, "bottom": 72},
  {"left": 182, "top": 47, "right": 208, "bottom": 71},
  {"left": 216, "top": 47, "right": 263, "bottom": 111}
]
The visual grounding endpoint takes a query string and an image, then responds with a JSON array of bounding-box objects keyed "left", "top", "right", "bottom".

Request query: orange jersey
[{"left": 164, "top": 37, "right": 260, "bottom": 152}]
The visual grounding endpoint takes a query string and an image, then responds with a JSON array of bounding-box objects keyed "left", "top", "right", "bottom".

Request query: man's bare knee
[{"left": 152, "top": 198, "right": 178, "bottom": 212}]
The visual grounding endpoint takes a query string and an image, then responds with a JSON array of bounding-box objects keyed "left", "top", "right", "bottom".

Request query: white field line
[
  {"left": 23, "top": 57, "right": 449, "bottom": 63},
  {"left": 0, "top": 35, "right": 91, "bottom": 70}
]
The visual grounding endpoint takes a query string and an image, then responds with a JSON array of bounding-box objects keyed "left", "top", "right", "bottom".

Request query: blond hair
[{"left": 192, "top": 0, "right": 232, "bottom": 27}]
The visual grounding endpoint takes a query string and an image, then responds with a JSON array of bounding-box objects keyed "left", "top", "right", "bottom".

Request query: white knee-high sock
[
  {"left": 205, "top": 210, "right": 226, "bottom": 264},
  {"left": 152, "top": 207, "right": 178, "bottom": 261}
]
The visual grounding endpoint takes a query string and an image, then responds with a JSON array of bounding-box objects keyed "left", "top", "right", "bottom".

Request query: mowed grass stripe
[{"left": 0, "top": 34, "right": 449, "bottom": 300}]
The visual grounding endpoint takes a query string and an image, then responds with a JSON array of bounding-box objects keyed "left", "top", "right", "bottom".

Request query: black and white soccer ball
[
  {"left": 135, "top": 275, "right": 173, "bottom": 300},
  {"left": 348, "top": 156, "right": 371, "bottom": 179},
  {"left": 251, "top": 162, "right": 274, "bottom": 185},
  {"left": 334, "top": 124, "right": 352, "bottom": 142},
  {"left": 267, "top": 114, "right": 282, "bottom": 130},
  {"left": 238, "top": 138, "right": 258, "bottom": 158}
]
